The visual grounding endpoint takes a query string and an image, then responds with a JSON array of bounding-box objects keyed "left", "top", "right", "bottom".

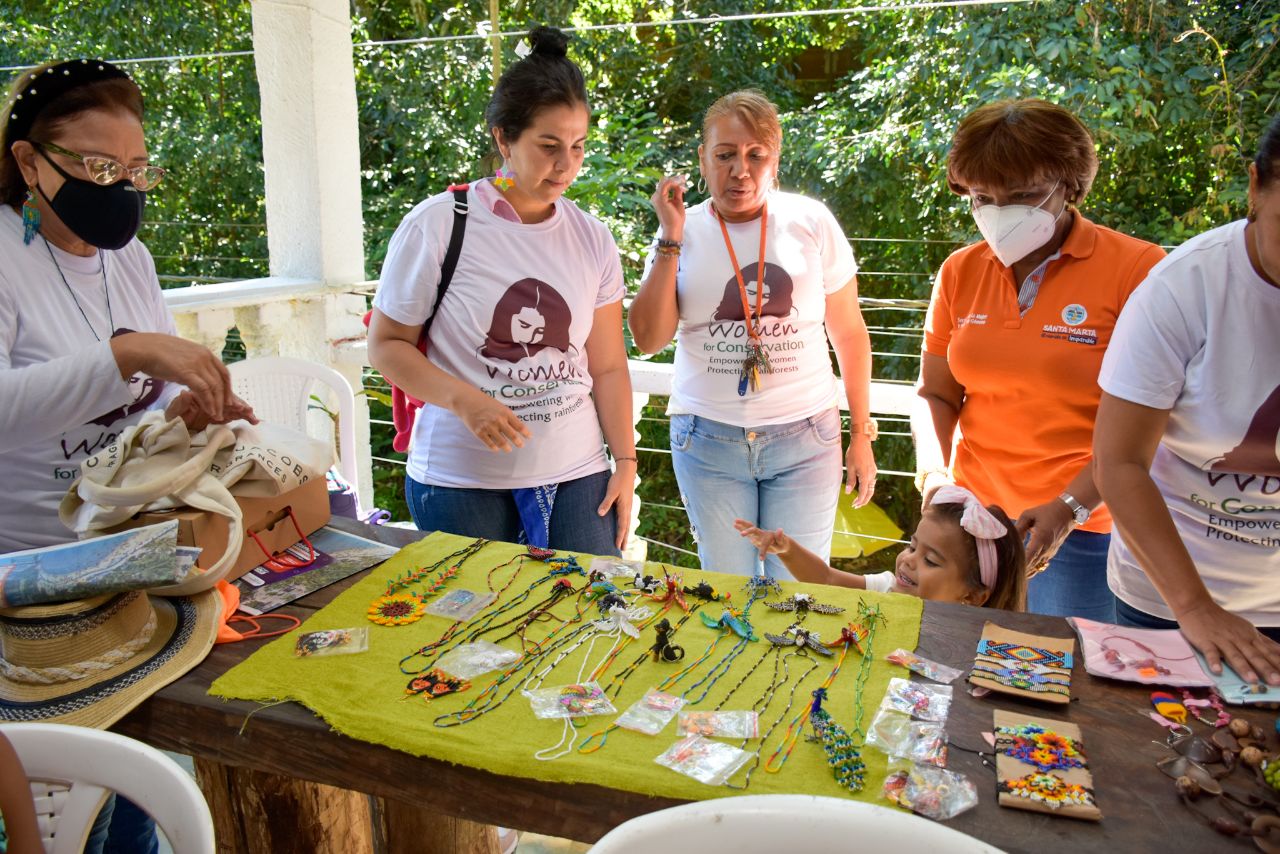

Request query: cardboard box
[{"left": 106, "top": 476, "right": 331, "bottom": 581}]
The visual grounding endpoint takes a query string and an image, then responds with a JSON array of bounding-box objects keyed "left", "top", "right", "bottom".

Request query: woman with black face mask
[{"left": 0, "top": 60, "right": 254, "bottom": 555}]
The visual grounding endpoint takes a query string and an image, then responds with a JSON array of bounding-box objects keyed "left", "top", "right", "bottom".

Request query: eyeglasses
[{"left": 34, "top": 141, "right": 166, "bottom": 191}]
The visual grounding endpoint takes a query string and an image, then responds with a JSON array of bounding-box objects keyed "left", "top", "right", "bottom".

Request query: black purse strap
[{"left": 418, "top": 185, "right": 470, "bottom": 347}]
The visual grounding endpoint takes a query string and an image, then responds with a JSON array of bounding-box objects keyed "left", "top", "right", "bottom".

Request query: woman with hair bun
[{"left": 369, "top": 26, "right": 635, "bottom": 556}]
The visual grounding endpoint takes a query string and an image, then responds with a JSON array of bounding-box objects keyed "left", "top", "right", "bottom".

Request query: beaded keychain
[{"left": 367, "top": 538, "right": 490, "bottom": 626}]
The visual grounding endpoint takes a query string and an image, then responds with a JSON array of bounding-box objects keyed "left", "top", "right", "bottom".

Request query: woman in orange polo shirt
[{"left": 913, "top": 99, "right": 1165, "bottom": 620}]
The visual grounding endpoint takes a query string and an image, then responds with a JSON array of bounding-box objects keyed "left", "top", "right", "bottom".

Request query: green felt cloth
[{"left": 211, "top": 533, "right": 922, "bottom": 802}]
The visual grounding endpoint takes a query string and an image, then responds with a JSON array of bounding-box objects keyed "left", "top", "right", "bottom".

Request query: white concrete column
[
  {"left": 250, "top": 0, "right": 365, "bottom": 283},
  {"left": 249, "top": 0, "right": 373, "bottom": 508}
]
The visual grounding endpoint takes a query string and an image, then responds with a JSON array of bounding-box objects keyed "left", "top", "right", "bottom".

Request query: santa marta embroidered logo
[{"left": 1061, "top": 304, "right": 1088, "bottom": 326}]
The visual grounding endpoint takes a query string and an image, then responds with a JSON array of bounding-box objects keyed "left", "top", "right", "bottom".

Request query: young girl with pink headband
[{"left": 736, "top": 484, "right": 1026, "bottom": 610}]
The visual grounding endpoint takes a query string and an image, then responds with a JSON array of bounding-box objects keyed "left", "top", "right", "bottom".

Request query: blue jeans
[
  {"left": 1026, "top": 529, "right": 1116, "bottom": 621},
  {"left": 1116, "top": 598, "right": 1280, "bottom": 643},
  {"left": 405, "top": 470, "right": 620, "bottom": 556},
  {"left": 86, "top": 796, "right": 159, "bottom": 854},
  {"left": 670, "top": 410, "right": 844, "bottom": 581}
]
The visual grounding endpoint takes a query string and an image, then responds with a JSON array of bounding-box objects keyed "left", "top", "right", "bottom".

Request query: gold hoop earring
[{"left": 697, "top": 175, "right": 707, "bottom": 194}]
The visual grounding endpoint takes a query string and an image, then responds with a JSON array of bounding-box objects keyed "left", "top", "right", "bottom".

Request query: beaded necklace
[
  {"left": 434, "top": 603, "right": 599, "bottom": 727},
  {"left": 530, "top": 600, "right": 653, "bottom": 760},
  {"left": 400, "top": 557, "right": 584, "bottom": 681},
  {"left": 367, "top": 538, "right": 490, "bottom": 627},
  {"left": 575, "top": 574, "right": 769, "bottom": 754},
  {"left": 764, "top": 603, "right": 885, "bottom": 777},
  {"left": 724, "top": 650, "right": 822, "bottom": 790}
]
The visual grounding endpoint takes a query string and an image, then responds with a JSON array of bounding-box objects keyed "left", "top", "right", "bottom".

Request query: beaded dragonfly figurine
[{"left": 765, "top": 592, "right": 845, "bottom": 622}]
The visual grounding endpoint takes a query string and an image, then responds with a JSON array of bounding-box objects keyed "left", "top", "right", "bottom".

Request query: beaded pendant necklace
[
  {"left": 400, "top": 555, "right": 585, "bottom": 697},
  {"left": 367, "top": 538, "right": 490, "bottom": 626},
  {"left": 433, "top": 592, "right": 600, "bottom": 726},
  {"left": 764, "top": 603, "right": 885, "bottom": 787},
  {"left": 575, "top": 574, "right": 769, "bottom": 755},
  {"left": 723, "top": 649, "right": 822, "bottom": 790}
]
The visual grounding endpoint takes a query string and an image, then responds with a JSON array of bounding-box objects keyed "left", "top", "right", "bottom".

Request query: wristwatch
[
  {"left": 851, "top": 419, "right": 879, "bottom": 441},
  {"left": 1058, "top": 492, "right": 1091, "bottom": 525}
]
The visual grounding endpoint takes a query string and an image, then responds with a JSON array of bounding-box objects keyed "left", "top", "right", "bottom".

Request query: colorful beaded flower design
[
  {"left": 999, "top": 772, "right": 1095, "bottom": 809},
  {"left": 995, "top": 725, "right": 1087, "bottom": 773},
  {"left": 368, "top": 593, "right": 428, "bottom": 626}
]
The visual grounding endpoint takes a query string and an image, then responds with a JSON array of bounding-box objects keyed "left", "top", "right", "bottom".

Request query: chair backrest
[
  {"left": 228, "top": 356, "right": 359, "bottom": 493},
  {"left": 0, "top": 723, "right": 215, "bottom": 854},
  {"left": 586, "top": 794, "right": 1003, "bottom": 854}
]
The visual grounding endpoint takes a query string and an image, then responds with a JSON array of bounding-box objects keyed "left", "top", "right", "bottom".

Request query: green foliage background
[{"left": 3, "top": 0, "right": 1276, "bottom": 564}]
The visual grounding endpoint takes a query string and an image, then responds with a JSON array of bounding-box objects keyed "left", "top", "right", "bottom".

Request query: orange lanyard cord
[{"left": 715, "top": 201, "right": 769, "bottom": 342}]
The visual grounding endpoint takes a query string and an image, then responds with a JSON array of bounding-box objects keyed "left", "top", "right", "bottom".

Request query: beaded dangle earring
[
  {"left": 21, "top": 186, "right": 40, "bottom": 245},
  {"left": 494, "top": 167, "right": 515, "bottom": 192}
]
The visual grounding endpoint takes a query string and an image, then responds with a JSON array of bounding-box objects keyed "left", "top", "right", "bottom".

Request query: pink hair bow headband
[{"left": 930, "top": 485, "right": 1007, "bottom": 590}]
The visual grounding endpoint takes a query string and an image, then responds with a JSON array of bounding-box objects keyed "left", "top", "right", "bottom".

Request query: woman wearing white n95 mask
[{"left": 912, "top": 99, "right": 1165, "bottom": 621}]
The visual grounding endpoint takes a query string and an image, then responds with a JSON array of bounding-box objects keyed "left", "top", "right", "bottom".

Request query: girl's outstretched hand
[{"left": 733, "top": 518, "right": 792, "bottom": 559}]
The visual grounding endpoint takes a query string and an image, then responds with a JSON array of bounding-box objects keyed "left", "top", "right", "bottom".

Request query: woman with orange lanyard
[
  {"left": 629, "top": 90, "right": 876, "bottom": 580},
  {"left": 913, "top": 99, "right": 1165, "bottom": 620}
]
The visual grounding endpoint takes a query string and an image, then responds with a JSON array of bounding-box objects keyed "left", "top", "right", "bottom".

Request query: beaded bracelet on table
[
  {"left": 994, "top": 725, "right": 1088, "bottom": 773},
  {"left": 971, "top": 661, "right": 1071, "bottom": 695},
  {"left": 999, "top": 772, "right": 1096, "bottom": 810},
  {"left": 976, "top": 639, "right": 1073, "bottom": 669}
]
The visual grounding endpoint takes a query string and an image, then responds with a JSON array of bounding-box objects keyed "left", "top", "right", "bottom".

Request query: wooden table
[{"left": 113, "top": 519, "right": 1273, "bottom": 853}]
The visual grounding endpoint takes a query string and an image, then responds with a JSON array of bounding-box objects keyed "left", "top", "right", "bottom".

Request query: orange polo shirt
[{"left": 922, "top": 214, "right": 1165, "bottom": 533}]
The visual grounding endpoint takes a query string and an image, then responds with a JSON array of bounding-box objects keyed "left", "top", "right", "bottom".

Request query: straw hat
[{"left": 0, "top": 588, "right": 219, "bottom": 727}]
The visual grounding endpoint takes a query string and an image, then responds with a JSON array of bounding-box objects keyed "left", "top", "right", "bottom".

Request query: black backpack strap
[{"left": 418, "top": 184, "right": 470, "bottom": 348}]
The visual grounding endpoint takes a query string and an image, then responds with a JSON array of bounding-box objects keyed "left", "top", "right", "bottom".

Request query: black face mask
[{"left": 35, "top": 149, "right": 145, "bottom": 250}]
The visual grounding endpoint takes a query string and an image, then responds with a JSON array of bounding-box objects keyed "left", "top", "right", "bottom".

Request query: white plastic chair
[
  {"left": 586, "top": 795, "right": 1003, "bottom": 854},
  {"left": 228, "top": 355, "right": 360, "bottom": 496},
  {"left": 0, "top": 723, "right": 215, "bottom": 854}
]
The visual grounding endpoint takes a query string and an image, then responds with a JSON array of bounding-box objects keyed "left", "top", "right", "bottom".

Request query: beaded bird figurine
[
  {"left": 700, "top": 607, "right": 757, "bottom": 641},
  {"left": 808, "top": 687, "right": 866, "bottom": 792}
]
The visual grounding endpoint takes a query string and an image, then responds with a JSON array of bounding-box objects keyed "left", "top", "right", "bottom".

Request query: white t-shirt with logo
[
  {"left": 0, "top": 207, "right": 178, "bottom": 553},
  {"left": 374, "top": 181, "right": 625, "bottom": 489},
  {"left": 649, "top": 192, "right": 857, "bottom": 426},
  {"left": 1099, "top": 220, "right": 1280, "bottom": 625}
]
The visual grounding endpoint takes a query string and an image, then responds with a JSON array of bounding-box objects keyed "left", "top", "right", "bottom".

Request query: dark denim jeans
[
  {"left": 1026, "top": 529, "right": 1116, "bottom": 621},
  {"left": 86, "top": 796, "right": 159, "bottom": 854},
  {"left": 405, "top": 470, "right": 619, "bottom": 556},
  {"left": 1116, "top": 598, "right": 1280, "bottom": 643}
]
